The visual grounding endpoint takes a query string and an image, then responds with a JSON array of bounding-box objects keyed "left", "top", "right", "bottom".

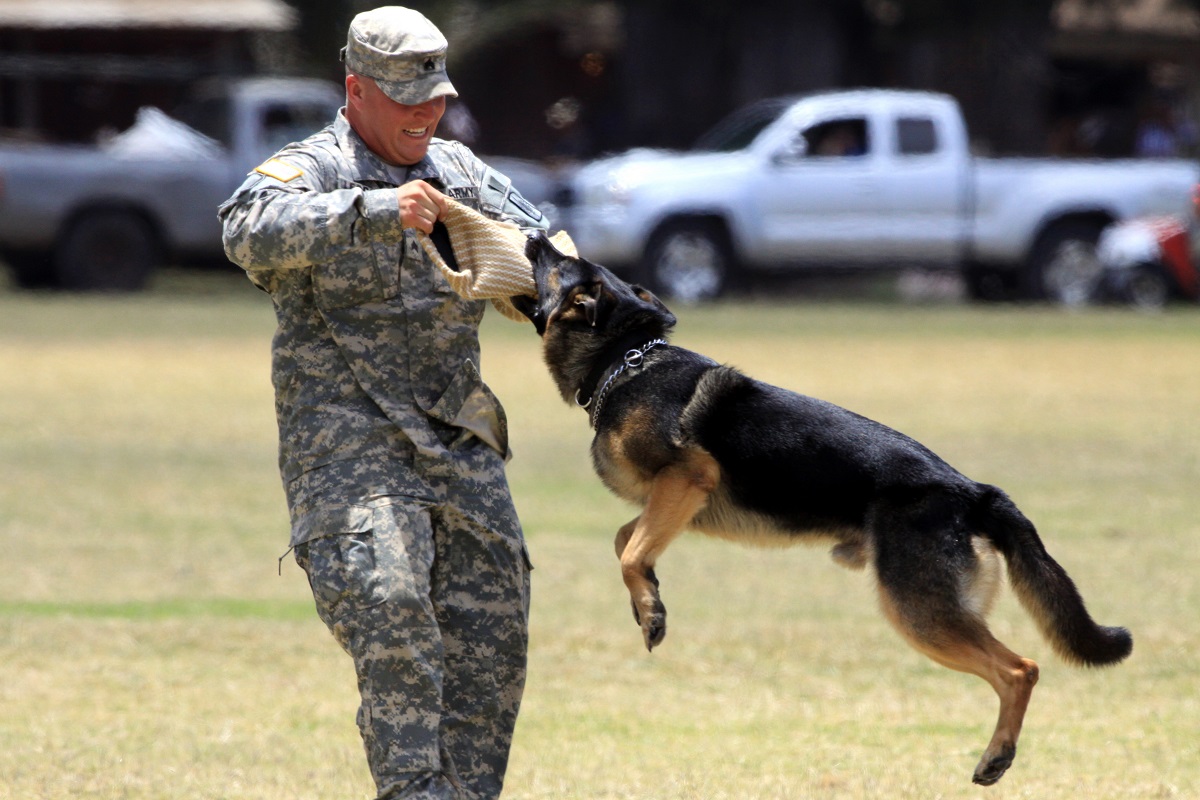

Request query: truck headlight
[{"left": 581, "top": 177, "right": 631, "bottom": 208}]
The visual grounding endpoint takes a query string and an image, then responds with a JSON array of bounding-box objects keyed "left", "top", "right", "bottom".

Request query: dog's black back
[{"left": 686, "top": 368, "right": 977, "bottom": 531}]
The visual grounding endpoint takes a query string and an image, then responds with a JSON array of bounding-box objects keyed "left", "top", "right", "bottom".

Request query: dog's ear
[
  {"left": 631, "top": 284, "right": 677, "bottom": 328},
  {"left": 574, "top": 281, "right": 609, "bottom": 327}
]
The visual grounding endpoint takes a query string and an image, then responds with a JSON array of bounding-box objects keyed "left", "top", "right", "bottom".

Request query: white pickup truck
[
  {"left": 562, "top": 89, "right": 1200, "bottom": 302},
  {"left": 0, "top": 77, "right": 343, "bottom": 290}
]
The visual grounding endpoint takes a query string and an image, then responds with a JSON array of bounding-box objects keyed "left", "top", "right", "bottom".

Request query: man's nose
[{"left": 412, "top": 100, "right": 439, "bottom": 118}]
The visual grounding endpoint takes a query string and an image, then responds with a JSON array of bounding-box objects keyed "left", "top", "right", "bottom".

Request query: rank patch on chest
[{"left": 255, "top": 158, "right": 303, "bottom": 183}]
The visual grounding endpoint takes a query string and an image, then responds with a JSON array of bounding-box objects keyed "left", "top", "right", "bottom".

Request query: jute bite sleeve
[{"left": 415, "top": 198, "right": 577, "bottom": 322}]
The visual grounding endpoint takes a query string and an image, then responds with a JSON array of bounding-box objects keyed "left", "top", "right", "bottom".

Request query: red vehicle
[{"left": 1096, "top": 184, "right": 1200, "bottom": 309}]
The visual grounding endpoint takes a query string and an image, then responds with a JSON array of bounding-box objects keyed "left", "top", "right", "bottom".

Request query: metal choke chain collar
[{"left": 576, "top": 338, "right": 668, "bottom": 428}]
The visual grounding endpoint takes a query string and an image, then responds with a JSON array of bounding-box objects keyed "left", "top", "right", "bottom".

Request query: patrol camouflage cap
[{"left": 340, "top": 6, "right": 458, "bottom": 105}]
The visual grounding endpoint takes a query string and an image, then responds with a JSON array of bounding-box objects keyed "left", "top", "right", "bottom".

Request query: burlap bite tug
[{"left": 415, "top": 198, "right": 577, "bottom": 322}]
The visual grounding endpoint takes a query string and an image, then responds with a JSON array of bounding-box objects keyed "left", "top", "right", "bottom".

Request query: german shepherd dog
[{"left": 512, "top": 233, "right": 1132, "bottom": 786}]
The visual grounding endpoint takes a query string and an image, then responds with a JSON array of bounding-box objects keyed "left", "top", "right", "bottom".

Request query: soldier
[{"left": 218, "top": 7, "right": 544, "bottom": 798}]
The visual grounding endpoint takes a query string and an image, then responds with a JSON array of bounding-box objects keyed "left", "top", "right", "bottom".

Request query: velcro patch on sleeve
[{"left": 254, "top": 158, "right": 303, "bottom": 183}]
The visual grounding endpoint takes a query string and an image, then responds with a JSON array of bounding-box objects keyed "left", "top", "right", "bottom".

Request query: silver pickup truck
[
  {"left": 562, "top": 89, "right": 1199, "bottom": 303},
  {"left": 0, "top": 75, "right": 563, "bottom": 292},
  {"left": 0, "top": 77, "right": 342, "bottom": 290}
]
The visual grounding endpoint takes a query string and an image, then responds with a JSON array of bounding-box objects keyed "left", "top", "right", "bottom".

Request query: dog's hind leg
[
  {"left": 873, "top": 501, "right": 1038, "bottom": 785},
  {"left": 619, "top": 450, "right": 719, "bottom": 651},
  {"left": 882, "top": 602, "right": 1039, "bottom": 785}
]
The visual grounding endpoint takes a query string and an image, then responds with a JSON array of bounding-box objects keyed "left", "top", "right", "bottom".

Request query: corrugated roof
[{"left": 0, "top": 0, "right": 297, "bottom": 31}]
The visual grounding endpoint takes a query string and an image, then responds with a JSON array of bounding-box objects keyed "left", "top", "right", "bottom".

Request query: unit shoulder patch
[{"left": 255, "top": 158, "right": 303, "bottom": 183}]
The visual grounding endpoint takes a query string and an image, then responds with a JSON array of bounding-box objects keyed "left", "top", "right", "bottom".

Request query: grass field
[{"left": 1, "top": 268, "right": 1197, "bottom": 799}]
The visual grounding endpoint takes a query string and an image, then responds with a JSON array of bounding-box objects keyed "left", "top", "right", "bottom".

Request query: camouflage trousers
[{"left": 294, "top": 452, "right": 531, "bottom": 799}]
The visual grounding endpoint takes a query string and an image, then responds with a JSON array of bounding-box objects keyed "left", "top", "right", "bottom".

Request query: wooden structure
[{"left": 0, "top": 0, "right": 297, "bottom": 142}]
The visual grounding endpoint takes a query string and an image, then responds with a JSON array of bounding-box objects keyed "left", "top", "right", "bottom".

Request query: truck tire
[
  {"left": 641, "top": 220, "right": 733, "bottom": 302},
  {"left": 1121, "top": 263, "right": 1172, "bottom": 311},
  {"left": 54, "top": 209, "right": 160, "bottom": 291},
  {"left": 1025, "top": 219, "right": 1106, "bottom": 305}
]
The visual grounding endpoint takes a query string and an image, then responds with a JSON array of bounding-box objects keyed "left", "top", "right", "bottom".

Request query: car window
[
  {"left": 802, "top": 118, "right": 869, "bottom": 157},
  {"left": 896, "top": 116, "right": 938, "bottom": 155}
]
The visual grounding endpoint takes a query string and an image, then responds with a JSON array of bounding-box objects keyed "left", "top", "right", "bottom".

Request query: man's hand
[{"left": 397, "top": 180, "right": 448, "bottom": 234}]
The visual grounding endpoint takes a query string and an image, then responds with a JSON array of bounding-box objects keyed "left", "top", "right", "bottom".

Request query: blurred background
[
  {"left": 4, "top": 0, "right": 1200, "bottom": 160},
  {"left": 0, "top": 0, "right": 1198, "bottom": 302}
]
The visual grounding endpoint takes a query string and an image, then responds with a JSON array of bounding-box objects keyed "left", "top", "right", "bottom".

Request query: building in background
[
  {"left": 1050, "top": 0, "right": 1200, "bottom": 157},
  {"left": 446, "top": 0, "right": 1199, "bottom": 161},
  {"left": 0, "top": 0, "right": 1196, "bottom": 160},
  {"left": 0, "top": 0, "right": 297, "bottom": 143}
]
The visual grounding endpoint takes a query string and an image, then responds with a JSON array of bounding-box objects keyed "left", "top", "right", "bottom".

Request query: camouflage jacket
[{"left": 218, "top": 111, "right": 547, "bottom": 537}]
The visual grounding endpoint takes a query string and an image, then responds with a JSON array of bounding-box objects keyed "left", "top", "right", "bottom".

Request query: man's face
[{"left": 346, "top": 73, "right": 446, "bottom": 166}]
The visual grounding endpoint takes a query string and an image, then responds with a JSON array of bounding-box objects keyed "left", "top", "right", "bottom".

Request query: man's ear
[{"left": 345, "top": 73, "right": 370, "bottom": 114}]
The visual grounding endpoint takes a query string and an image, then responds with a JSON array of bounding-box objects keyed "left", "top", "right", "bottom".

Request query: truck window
[
  {"left": 262, "top": 103, "right": 337, "bottom": 152},
  {"left": 176, "top": 97, "right": 231, "bottom": 148},
  {"left": 692, "top": 97, "right": 794, "bottom": 152},
  {"left": 803, "top": 118, "right": 869, "bottom": 157},
  {"left": 896, "top": 117, "right": 938, "bottom": 155}
]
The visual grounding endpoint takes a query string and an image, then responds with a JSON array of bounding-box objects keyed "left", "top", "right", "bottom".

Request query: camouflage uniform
[{"left": 219, "top": 108, "right": 544, "bottom": 798}]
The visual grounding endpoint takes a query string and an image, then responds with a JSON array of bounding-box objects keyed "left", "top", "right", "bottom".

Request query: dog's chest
[{"left": 591, "top": 434, "right": 657, "bottom": 505}]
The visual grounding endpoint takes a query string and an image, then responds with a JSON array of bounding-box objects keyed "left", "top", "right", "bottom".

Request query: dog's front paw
[
  {"left": 636, "top": 595, "right": 667, "bottom": 651},
  {"left": 642, "top": 610, "right": 666, "bottom": 651},
  {"left": 629, "top": 568, "right": 661, "bottom": 623}
]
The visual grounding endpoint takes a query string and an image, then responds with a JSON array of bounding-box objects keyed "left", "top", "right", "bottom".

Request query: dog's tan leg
[
  {"left": 927, "top": 637, "right": 1038, "bottom": 786},
  {"left": 614, "top": 517, "right": 639, "bottom": 559},
  {"left": 620, "top": 451, "right": 719, "bottom": 651},
  {"left": 614, "top": 516, "right": 654, "bottom": 628},
  {"left": 879, "top": 592, "right": 1039, "bottom": 785}
]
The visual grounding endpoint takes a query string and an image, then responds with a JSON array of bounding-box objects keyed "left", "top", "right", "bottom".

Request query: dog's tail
[{"left": 972, "top": 486, "right": 1132, "bottom": 667}]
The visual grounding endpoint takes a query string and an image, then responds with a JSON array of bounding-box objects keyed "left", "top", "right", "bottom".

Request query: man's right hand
[{"left": 397, "top": 180, "right": 448, "bottom": 234}]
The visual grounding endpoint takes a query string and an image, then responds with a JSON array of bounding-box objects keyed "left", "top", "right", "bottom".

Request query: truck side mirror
[{"left": 771, "top": 137, "right": 808, "bottom": 165}]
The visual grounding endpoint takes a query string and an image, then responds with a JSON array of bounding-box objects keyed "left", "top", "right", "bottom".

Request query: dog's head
[
  {"left": 514, "top": 231, "right": 676, "bottom": 402},
  {"left": 514, "top": 232, "right": 676, "bottom": 336}
]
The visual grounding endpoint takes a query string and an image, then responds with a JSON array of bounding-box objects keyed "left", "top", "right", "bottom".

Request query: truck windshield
[
  {"left": 692, "top": 97, "right": 795, "bottom": 153},
  {"left": 175, "top": 97, "right": 232, "bottom": 148}
]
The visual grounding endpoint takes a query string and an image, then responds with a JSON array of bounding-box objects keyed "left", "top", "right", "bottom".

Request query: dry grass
[{"left": 1, "top": 270, "right": 1197, "bottom": 798}]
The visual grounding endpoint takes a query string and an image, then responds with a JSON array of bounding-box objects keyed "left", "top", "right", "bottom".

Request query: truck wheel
[
  {"left": 1026, "top": 220, "right": 1106, "bottom": 305},
  {"left": 1121, "top": 263, "right": 1171, "bottom": 311},
  {"left": 642, "top": 220, "right": 732, "bottom": 302},
  {"left": 54, "top": 210, "right": 160, "bottom": 291}
]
